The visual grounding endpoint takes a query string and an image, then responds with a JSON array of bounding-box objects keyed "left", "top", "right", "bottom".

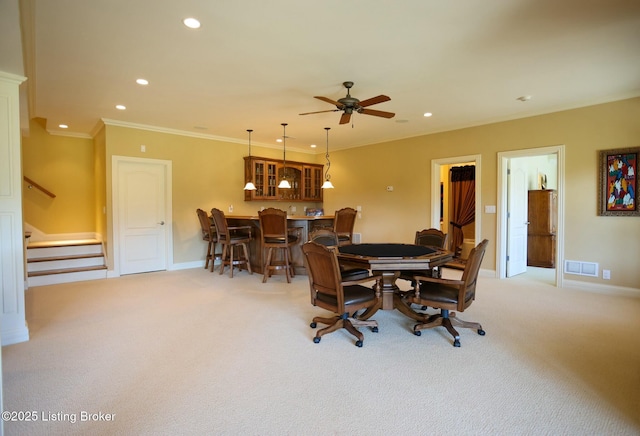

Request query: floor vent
[{"left": 564, "top": 260, "right": 598, "bottom": 277}]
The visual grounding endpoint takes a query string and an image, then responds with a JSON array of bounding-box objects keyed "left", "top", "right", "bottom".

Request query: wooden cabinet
[
  {"left": 527, "top": 189, "right": 557, "bottom": 268},
  {"left": 302, "top": 165, "right": 323, "bottom": 201},
  {"left": 246, "top": 159, "right": 277, "bottom": 200},
  {"left": 244, "top": 156, "right": 323, "bottom": 202}
]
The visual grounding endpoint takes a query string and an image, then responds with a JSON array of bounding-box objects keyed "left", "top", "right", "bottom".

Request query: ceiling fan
[{"left": 299, "top": 81, "right": 395, "bottom": 125}]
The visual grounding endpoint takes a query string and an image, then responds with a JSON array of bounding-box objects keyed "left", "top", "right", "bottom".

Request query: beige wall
[
  {"left": 326, "top": 98, "right": 640, "bottom": 288},
  {"left": 21, "top": 97, "right": 640, "bottom": 289},
  {"left": 103, "top": 125, "right": 323, "bottom": 266},
  {"left": 22, "top": 119, "right": 95, "bottom": 233}
]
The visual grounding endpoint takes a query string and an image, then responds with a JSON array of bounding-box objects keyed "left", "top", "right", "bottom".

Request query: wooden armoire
[{"left": 527, "top": 189, "right": 557, "bottom": 268}]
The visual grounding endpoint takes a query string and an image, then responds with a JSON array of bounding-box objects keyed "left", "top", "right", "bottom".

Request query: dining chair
[
  {"left": 333, "top": 207, "right": 357, "bottom": 246},
  {"left": 308, "top": 228, "right": 370, "bottom": 281},
  {"left": 196, "top": 208, "right": 217, "bottom": 272},
  {"left": 258, "top": 208, "right": 298, "bottom": 283},
  {"left": 210, "top": 208, "right": 252, "bottom": 278},
  {"left": 399, "top": 228, "right": 449, "bottom": 284},
  {"left": 395, "top": 239, "right": 488, "bottom": 347},
  {"left": 302, "top": 241, "right": 381, "bottom": 347}
]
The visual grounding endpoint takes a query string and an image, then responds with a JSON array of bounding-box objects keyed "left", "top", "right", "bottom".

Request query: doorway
[
  {"left": 112, "top": 156, "right": 173, "bottom": 276},
  {"left": 430, "top": 154, "right": 482, "bottom": 250},
  {"left": 497, "top": 146, "right": 565, "bottom": 287}
]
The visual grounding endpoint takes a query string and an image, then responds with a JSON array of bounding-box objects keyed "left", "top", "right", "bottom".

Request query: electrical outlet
[
  {"left": 228, "top": 205, "right": 233, "bottom": 213},
  {"left": 291, "top": 206, "right": 296, "bottom": 213},
  {"left": 603, "top": 269, "right": 610, "bottom": 280}
]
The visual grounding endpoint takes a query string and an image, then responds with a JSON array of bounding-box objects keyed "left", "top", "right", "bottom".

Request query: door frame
[
  {"left": 430, "top": 154, "right": 482, "bottom": 246},
  {"left": 496, "top": 145, "right": 565, "bottom": 287},
  {"left": 112, "top": 155, "right": 173, "bottom": 277}
]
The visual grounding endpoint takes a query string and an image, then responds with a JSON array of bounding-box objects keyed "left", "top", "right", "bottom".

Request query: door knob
[{"left": 158, "top": 221, "right": 165, "bottom": 225}]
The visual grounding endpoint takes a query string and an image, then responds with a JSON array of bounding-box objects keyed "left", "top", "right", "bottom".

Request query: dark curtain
[{"left": 449, "top": 165, "right": 475, "bottom": 256}]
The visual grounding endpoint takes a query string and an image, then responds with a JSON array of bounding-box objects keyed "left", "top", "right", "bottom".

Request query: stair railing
[{"left": 23, "top": 176, "right": 56, "bottom": 198}]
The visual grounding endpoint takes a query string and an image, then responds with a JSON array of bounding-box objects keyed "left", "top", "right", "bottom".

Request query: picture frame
[{"left": 598, "top": 147, "right": 639, "bottom": 216}]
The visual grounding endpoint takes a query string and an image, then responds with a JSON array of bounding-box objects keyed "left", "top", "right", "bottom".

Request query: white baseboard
[{"left": 1, "top": 324, "right": 30, "bottom": 346}]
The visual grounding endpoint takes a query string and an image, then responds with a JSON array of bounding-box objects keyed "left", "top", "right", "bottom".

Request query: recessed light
[
  {"left": 136, "top": 78, "right": 149, "bottom": 85},
  {"left": 310, "top": 144, "right": 317, "bottom": 148},
  {"left": 59, "top": 124, "right": 68, "bottom": 129},
  {"left": 116, "top": 105, "right": 126, "bottom": 110},
  {"left": 183, "top": 18, "right": 201, "bottom": 29},
  {"left": 276, "top": 138, "right": 282, "bottom": 143},
  {"left": 423, "top": 112, "right": 433, "bottom": 117}
]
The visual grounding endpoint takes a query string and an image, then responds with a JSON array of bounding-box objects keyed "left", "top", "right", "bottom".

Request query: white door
[
  {"left": 115, "top": 158, "right": 169, "bottom": 275},
  {"left": 507, "top": 160, "right": 528, "bottom": 277}
]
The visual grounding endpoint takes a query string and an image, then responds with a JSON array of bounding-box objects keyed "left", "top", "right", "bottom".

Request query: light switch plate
[{"left": 485, "top": 205, "right": 496, "bottom": 213}]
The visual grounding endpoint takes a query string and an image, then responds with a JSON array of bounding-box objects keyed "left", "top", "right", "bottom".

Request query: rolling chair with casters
[
  {"left": 308, "top": 228, "right": 370, "bottom": 281},
  {"left": 302, "top": 241, "right": 382, "bottom": 347},
  {"left": 333, "top": 207, "right": 357, "bottom": 246},
  {"left": 394, "top": 239, "right": 488, "bottom": 347}
]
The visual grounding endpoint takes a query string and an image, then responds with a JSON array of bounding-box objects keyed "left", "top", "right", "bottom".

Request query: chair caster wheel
[
  {"left": 355, "top": 340, "right": 363, "bottom": 347},
  {"left": 313, "top": 337, "right": 321, "bottom": 343},
  {"left": 453, "top": 339, "right": 461, "bottom": 347},
  {"left": 372, "top": 326, "right": 379, "bottom": 333},
  {"left": 414, "top": 330, "right": 421, "bottom": 336},
  {"left": 478, "top": 329, "right": 485, "bottom": 336},
  {"left": 310, "top": 322, "right": 317, "bottom": 328}
]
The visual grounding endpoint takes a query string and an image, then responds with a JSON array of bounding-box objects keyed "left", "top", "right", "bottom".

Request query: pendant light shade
[
  {"left": 278, "top": 123, "right": 292, "bottom": 189},
  {"left": 321, "top": 127, "right": 334, "bottom": 189},
  {"left": 243, "top": 129, "right": 257, "bottom": 191}
]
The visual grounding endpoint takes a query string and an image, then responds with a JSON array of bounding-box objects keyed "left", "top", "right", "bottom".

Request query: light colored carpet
[{"left": 3, "top": 267, "right": 639, "bottom": 435}]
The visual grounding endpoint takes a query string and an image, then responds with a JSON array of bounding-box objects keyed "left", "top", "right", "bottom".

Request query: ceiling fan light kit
[{"left": 300, "top": 81, "right": 395, "bottom": 125}]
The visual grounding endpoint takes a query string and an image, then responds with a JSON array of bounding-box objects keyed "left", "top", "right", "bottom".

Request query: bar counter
[{"left": 226, "top": 215, "right": 334, "bottom": 275}]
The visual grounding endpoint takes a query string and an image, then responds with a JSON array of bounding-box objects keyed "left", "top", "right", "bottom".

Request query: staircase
[{"left": 27, "top": 239, "right": 107, "bottom": 287}]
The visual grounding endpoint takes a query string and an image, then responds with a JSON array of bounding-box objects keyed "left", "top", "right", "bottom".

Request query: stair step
[
  {"left": 28, "top": 253, "right": 104, "bottom": 263},
  {"left": 28, "top": 268, "right": 108, "bottom": 287},
  {"left": 28, "top": 265, "right": 107, "bottom": 277},
  {"left": 27, "top": 241, "right": 102, "bottom": 259}
]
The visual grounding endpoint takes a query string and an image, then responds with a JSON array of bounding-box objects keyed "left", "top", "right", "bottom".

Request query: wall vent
[
  {"left": 352, "top": 233, "right": 362, "bottom": 244},
  {"left": 564, "top": 260, "right": 598, "bottom": 277}
]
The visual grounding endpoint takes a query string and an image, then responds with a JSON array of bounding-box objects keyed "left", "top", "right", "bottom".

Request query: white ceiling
[{"left": 14, "top": 0, "right": 640, "bottom": 152}]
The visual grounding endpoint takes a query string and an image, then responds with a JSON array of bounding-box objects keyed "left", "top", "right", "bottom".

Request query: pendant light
[
  {"left": 321, "top": 127, "right": 334, "bottom": 189},
  {"left": 243, "top": 129, "right": 257, "bottom": 191},
  {"left": 278, "top": 123, "right": 292, "bottom": 189}
]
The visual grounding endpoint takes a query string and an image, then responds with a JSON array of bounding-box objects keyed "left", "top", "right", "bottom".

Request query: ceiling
[{"left": 9, "top": 0, "right": 640, "bottom": 152}]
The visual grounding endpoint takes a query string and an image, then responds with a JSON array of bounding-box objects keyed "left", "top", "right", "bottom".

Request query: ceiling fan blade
[
  {"left": 299, "top": 109, "right": 340, "bottom": 115},
  {"left": 339, "top": 112, "right": 352, "bottom": 125},
  {"left": 314, "top": 96, "right": 342, "bottom": 107},
  {"left": 358, "top": 95, "right": 391, "bottom": 108},
  {"left": 360, "top": 108, "right": 395, "bottom": 119}
]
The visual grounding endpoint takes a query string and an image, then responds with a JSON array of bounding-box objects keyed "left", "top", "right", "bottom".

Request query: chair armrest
[
  {"left": 342, "top": 274, "right": 382, "bottom": 289},
  {"left": 413, "top": 275, "right": 465, "bottom": 286}
]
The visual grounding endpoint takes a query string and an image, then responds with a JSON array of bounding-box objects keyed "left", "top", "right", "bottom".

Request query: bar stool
[
  {"left": 196, "top": 208, "right": 218, "bottom": 271},
  {"left": 259, "top": 208, "right": 298, "bottom": 283},
  {"left": 210, "top": 208, "right": 252, "bottom": 278}
]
